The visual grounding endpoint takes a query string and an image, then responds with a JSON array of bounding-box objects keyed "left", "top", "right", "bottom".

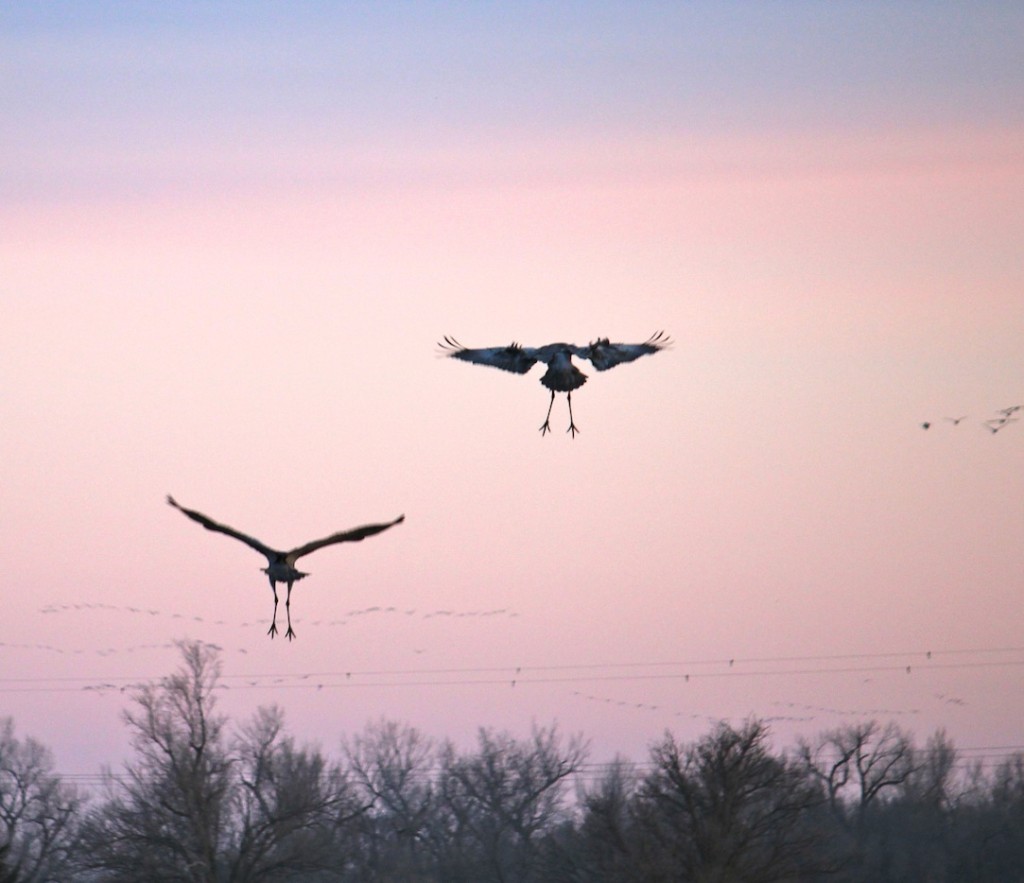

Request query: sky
[{"left": 2, "top": 2, "right": 1023, "bottom": 788}]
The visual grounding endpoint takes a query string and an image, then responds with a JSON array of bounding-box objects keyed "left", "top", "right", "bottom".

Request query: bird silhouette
[
  {"left": 439, "top": 331, "right": 671, "bottom": 436},
  {"left": 167, "top": 496, "right": 404, "bottom": 641},
  {"left": 944, "top": 415, "right": 968, "bottom": 425},
  {"left": 983, "top": 417, "right": 1018, "bottom": 434}
]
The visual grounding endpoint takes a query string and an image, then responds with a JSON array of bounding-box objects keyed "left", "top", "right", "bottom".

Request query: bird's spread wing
[
  {"left": 439, "top": 337, "right": 538, "bottom": 374},
  {"left": 167, "top": 495, "right": 278, "bottom": 559},
  {"left": 578, "top": 331, "right": 671, "bottom": 371},
  {"left": 288, "top": 514, "right": 405, "bottom": 561}
]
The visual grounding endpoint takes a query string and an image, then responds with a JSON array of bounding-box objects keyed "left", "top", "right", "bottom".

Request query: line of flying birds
[
  {"left": 920, "top": 404, "right": 1020, "bottom": 433},
  {"left": 169, "top": 333, "right": 672, "bottom": 640}
]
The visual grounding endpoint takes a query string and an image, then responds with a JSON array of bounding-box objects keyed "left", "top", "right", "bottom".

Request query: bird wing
[
  {"left": 578, "top": 331, "right": 671, "bottom": 371},
  {"left": 288, "top": 514, "right": 405, "bottom": 561},
  {"left": 439, "top": 337, "right": 538, "bottom": 374},
  {"left": 167, "top": 495, "right": 278, "bottom": 560}
]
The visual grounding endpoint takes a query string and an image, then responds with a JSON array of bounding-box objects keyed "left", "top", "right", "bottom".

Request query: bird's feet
[
  {"left": 285, "top": 626, "right": 296, "bottom": 641},
  {"left": 567, "top": 421, "right": 580, "bottom": 438},
  {"left": 267, "top": 622, "right": 278, "bottom": 639},
  {"left": 539, "top": 420, "right": 552, "bottom": 436}
]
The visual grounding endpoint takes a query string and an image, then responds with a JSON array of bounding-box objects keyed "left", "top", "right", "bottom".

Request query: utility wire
[{"left": 2, "top": 645, "right": 1023, "bottom": 689}]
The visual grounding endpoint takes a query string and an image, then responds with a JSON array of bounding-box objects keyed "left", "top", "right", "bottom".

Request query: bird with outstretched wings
[
  {"left": 439, "top": 331, "right": 670, "bottom": 436},
  {"left": 167, "top": 495, "right": 404, "bottom": 640}
]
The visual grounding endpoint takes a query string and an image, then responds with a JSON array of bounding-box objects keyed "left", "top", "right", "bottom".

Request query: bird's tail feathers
[{"left": 540, "top": 363, "right": 587, "bottom": 392}]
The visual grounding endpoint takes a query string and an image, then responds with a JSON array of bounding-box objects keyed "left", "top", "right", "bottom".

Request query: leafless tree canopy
[
  {"left": 3, "top": 643, "right": 1024, "bottom": 882},
  {"left": 74, "top": 641, "right": 362, "bottom": 882},
  {"left": 623, "top": 720, "right": 833, "bottom": 882},
  {"left": 0, "top": 718, "right": 82, "bottom": 883}
]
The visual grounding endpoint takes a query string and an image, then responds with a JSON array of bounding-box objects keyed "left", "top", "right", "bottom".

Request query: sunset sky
[{"left": 3, "top": 2, "right": 1023, "bottom": 786}]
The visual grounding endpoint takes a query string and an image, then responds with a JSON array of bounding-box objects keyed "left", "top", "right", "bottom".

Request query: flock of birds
[
  {"left": 168, "top": 333, "right": 672, "bottom": 641},
  {"left": 920, "top": 404, "right": 1020, "bottom": 433},
  {"left": 571, "top": 690, "right": 929, "bottom": 725},
  {"left": 24, "top": 603, "right": 520, "bottom": 661}
]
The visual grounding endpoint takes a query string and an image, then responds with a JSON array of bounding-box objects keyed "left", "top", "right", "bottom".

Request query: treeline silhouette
[{"left": 2, "top": 641, "right": 1023, "bottom": 882}]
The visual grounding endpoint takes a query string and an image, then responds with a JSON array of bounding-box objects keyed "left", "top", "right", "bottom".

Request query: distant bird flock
[{"left": 921, "top": 404, "right": 1019, "bottom": 434}]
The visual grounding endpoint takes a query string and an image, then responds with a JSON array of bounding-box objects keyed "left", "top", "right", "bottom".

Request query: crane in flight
[
  {"left": 167, "top": 496, "right": 404, "bottom": 641},
  {"left": 439, "top": 331, "right": 671, "bottom": 437}
]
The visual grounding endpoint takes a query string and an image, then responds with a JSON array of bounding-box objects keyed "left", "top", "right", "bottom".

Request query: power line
[
  {"left": 3, "top": 644, "right": 1024, "bottom": 690},
  {"left": 3, "top": 657, "right": 1024, "bottom": 695}
]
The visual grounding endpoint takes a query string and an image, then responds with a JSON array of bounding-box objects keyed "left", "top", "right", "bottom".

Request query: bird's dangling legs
[
  {"left": 284, "top": 582, "right": 296, "bottom": 641},
  {"left": 539, "top": 390, "right": 556, "bottom": 436},
  {"left": 267, "top": 584, "right": 280, "bottom": 638},
  {"left": 566, "top": 391, "right": 580, "bottom": 437}
]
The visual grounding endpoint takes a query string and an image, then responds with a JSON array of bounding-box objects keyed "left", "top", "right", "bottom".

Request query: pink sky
[{"left": 2, "top": 5, "right": 1023, "bottom": 784}]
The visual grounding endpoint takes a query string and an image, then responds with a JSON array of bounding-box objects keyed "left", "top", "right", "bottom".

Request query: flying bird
[
  {"left": 167, "top": 496, "right": 404, "bottom": 641},
  {"left": 439, "top": 331, "right": 671, "bottom": 436},
  {"left": 944, "top": 416, "right": 968, "bottom": 425},
  {"left": 983, "top": 417, "right": 1018, "bottom": 434}
]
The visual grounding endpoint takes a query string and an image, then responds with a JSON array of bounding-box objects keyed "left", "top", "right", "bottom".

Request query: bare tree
[
  {"left": 873, "top": 728, "right": 962, "bottom": 883},
  {"left": 0, "top": 717, "right": 82, "bottom": 883},
  {"left": 798, "top": 720, "right": 919, "bottom": 830},
  {"left": 230, "top": 705, "right": 364, "bottom": 880},
  {"left": 77, "top": 641, "right": 233, "bottom": 881},
  {"left": 544, "top": 756, "right": 642, "bottom": 883},
  {"left": 902, "top": 728, "right": 958, "bottom": 810},
  {"left": 344, "top": 719, "right": 435, "bottom": 881},
  {"left": 796, "top": 720, "right": 923, "bottom": 881},
  {"left": 77, "top": 640, "right": 362, "bottom": 882},
  {"left": 636, "top": 719, "right": 831, "bottom": 883},
  {"left": 436, "top": 724, "right": 588, "bottom": 883},
  {"left": 963, "top": 752, "right": 1024, "bottom": 881}
]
